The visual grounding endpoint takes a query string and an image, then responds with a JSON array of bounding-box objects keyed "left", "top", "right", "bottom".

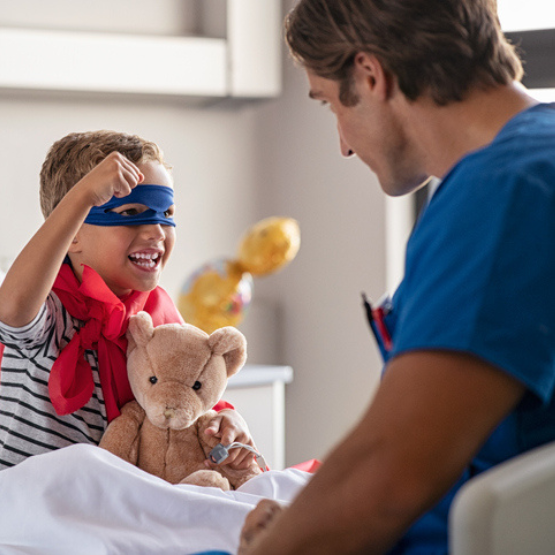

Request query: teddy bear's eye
[
  {"left": 149, "top": 376, "right": 158, "bottom": 385},
  {"left": 192, "top": 381, "right": 202, "bottom": 391}
]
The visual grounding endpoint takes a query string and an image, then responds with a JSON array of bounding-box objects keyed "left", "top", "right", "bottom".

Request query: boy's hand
[
  {"left": 76, "top": 151, "right": 144, "bottom": 208},
  {"left": 204, "top": 409, "right": 258, "bottom": 469}
]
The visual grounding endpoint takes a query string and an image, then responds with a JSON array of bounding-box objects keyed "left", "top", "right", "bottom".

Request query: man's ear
[{"left": 352, "top": 51, "right": 394, "bottom": 100}]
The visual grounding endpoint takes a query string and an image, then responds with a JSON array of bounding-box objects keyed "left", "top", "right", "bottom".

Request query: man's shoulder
[
  {"left": 442, "top": 113, "right": 555, "bottom": 203},
  {"left": 470, "top": 104, "right": 555, "bottom": 173}
]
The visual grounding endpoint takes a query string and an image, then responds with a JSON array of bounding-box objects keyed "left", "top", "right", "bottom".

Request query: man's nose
[{"left": 339, "top": 132, "right": 355, "bottom": 158}]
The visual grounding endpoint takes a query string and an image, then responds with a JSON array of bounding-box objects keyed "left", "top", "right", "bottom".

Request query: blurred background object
[{"left": 178, "top": 216, "right": 300, "bottom": 333}]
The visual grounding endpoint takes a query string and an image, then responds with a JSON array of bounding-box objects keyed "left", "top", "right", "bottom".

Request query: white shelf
[
  {"left": 0, "top": 29, "right": 227, "bottom": 97},
  {"left": 0, "top": 0, "right": 281, "bottom": 100},
  {"left": 227, "top": 364, "right": 293, "bottom": 389}
]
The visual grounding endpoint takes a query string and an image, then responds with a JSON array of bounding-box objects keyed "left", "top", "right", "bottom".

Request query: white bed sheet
[{"left": 0, "top": 444, "right": 311, "bottom": 555}]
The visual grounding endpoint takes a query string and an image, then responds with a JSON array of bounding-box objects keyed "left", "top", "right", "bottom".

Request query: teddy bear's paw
[{"left": 180, "top": 469, "right": 231, "bottom": 491}]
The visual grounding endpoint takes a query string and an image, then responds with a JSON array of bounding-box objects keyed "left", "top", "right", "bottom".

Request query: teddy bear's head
[{"left": 126, "top": 312, "right": 246, "bottom": 430}]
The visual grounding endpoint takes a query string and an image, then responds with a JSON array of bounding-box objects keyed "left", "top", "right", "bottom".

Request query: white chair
[{"left": 449, "top": 440, "right": 555, "bottom": 555}]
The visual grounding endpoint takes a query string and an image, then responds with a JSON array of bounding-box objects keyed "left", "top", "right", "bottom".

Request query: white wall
[
  {"left": 0, "top": 0, "right": 389, "bottom": 467},
  {"left": 245, "top": 0, "right": 386, "bottom": 463}
]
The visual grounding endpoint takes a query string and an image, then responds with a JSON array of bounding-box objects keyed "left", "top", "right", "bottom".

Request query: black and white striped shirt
[{"left": 0, "top": 293, "right": 107, "bottom": 469}]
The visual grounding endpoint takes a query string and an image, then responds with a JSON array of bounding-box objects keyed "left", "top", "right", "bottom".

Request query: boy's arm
[
  {"left": 241, "top": 350, "right": 525, "bottom": 555},
  {"left": 0, "top": 152, "right": 143, "bottom": 328}
]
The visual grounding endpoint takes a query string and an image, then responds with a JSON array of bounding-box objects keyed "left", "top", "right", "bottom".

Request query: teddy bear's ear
[
  {"left": 208, "top": 327, "right": 247, "bottom": 377},
  {"left": 127, "top": 311, "right": 155, "bottom": 354}
]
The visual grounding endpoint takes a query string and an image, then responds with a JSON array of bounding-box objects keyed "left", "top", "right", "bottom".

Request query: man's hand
[{"left": 239, "top": 500, "right": 284, "bottom": 555}]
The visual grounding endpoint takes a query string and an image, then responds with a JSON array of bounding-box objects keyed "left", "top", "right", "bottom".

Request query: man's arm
[
  {"left": 0, "top": 153, "right": 142, "bottom": 328},
  {"left": 242, "top": 350, "right": 525, "bottom": 555}
]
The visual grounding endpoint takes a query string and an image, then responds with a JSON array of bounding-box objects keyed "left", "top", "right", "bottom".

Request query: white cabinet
[
  {"left": 224, "top": 364, "right": 293, "bottom": 470},
  {"left": 0, "top": 0, "right": 282, "bottom": 100}
]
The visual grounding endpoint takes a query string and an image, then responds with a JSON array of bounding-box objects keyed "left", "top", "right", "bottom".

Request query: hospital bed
[
  {"left": 0, "top": 444, "right": 310, "bottom": 555},
  {"left": 2, "top": 411, "right": 555, "bottom": 553}
]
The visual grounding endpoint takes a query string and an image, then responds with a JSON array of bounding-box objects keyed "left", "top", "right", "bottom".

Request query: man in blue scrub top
[{"left": 239, "top": 1, "right": 555, "bottom": 554}]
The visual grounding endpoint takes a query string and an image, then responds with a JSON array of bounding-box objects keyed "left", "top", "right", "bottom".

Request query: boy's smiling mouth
[{"left": 128, "top": 251, "right": 162, "bottom": 270}]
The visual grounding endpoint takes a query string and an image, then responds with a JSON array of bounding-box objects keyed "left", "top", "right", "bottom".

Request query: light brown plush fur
[{"left": 99, "top": 311, "right": 262, "bottom": 490}]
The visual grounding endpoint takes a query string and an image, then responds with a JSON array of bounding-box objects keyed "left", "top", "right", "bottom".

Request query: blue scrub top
[{"left": 381, "top": 103, "right": 555, "bottom": 554}]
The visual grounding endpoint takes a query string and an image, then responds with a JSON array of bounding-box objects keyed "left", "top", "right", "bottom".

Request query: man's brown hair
[
  {"left": 285, "top": 0, "right": 523, "bottom": 106},
  {"left": 39, "top": 130, "right": 169, "bottom": 218}
]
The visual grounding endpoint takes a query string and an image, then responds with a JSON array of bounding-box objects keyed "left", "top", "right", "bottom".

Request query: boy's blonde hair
[{"left": 39, "top": 130, "right": 170, "bottom": 218}]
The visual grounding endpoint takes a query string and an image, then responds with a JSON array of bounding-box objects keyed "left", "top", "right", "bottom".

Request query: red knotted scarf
[{"left": 49, "top": 264, "right": 185, "bottom": 422}]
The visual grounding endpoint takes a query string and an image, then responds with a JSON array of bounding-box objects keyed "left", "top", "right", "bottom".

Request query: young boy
[{"left": 0, "top": 130, "right": 254, "bottom": 470}]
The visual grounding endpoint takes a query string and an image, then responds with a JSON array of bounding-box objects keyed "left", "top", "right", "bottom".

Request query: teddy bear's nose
[{"left": 164, "top": 408, "right": 176, "bottom": 419}]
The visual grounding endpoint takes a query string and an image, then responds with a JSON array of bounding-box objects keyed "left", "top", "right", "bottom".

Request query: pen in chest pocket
[{"left": 362, "top": 292, "right": 393, "bottom": 357}]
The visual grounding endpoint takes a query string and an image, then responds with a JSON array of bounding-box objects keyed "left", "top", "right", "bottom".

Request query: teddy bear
[{"left": 99, "top": 311, "right": 262, "bottom": 490}]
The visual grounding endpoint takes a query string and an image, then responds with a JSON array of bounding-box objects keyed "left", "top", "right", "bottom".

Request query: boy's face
[{"left": 69, "top": 161, "right": 176, "bottom": 297}]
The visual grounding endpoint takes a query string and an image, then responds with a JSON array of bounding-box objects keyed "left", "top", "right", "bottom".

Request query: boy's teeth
[
  {"left": 132, "top": 253, "right": 156, "bottom": 259},
  {"left": 129, "top": 252, "right": 159, "bottom": 268}
]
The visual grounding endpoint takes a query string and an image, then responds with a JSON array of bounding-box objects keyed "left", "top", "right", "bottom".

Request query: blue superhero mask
[{"left": 84, "top": 185, "right": 176, "bottom": 227}]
